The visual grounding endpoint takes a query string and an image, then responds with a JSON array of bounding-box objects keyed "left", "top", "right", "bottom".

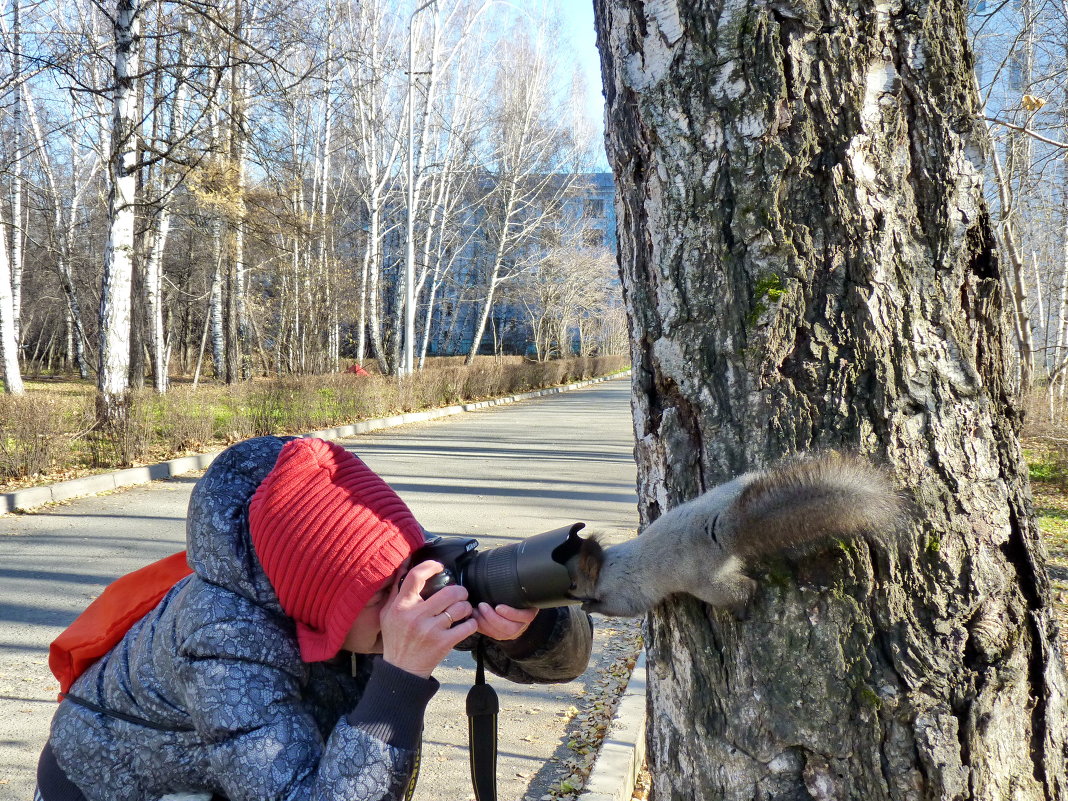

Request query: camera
[{"left": 409, "top": 523, "right": 588, "bottom": 608}]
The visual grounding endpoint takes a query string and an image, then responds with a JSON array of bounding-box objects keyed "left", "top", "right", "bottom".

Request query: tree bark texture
[
  {"left": 0, "top": 208, "right": 24, "bottom": 394},
  {"left": 593, "top": 0, "right": 1068, "bottom": 799},
  {"left": 98, "top": 0, "right": 140, "bottom": 423}
]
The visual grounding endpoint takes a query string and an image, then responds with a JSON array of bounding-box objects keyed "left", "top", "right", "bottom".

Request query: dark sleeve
[
  {"left": 346, "top": 658, "right": 439, "bottom": 750},
  {"left": 459, "top": 606, "right": 593, "bottom": 684}
]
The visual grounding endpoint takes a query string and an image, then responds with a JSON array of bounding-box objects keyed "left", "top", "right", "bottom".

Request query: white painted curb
[
  {"left": 579, "top": 650, "right": 647, "bottom": 801},
  {"left": 0, "top": 371, "right": 631, "bottom": 515}
]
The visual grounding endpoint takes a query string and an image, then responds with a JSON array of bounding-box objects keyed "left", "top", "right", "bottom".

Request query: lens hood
[{"left": 464, "top": 523, "right": 586, "bottom": 608}]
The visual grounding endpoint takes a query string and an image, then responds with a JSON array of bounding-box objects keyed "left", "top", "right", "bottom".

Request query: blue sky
[{"left": 556, "top": 1, "right": 609, "bottom": 169}]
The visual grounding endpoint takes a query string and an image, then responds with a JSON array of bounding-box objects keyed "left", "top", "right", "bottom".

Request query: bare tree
[
  {"left": 464, "top": 22, "right": 581, "bottom": 364},
  {"left": 0, "top": 205, "right": 23, "bottom": 394},
  {"left": 518, "top": 227, "right": 614, "bottom": 361},
  {"left": 6, "top": 0, "right": 609, "bottom": 389}
]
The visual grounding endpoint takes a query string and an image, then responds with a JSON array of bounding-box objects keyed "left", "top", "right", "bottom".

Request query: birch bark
[
  {"left": 10, "top": 0, "right": 24, "bottom": 341},
  {"left": 347, "top": 0, "right": 404, "bottom": 373},
  {"left": 143, "top": 65, "right": 187, "bottom": 393},
  {"left": 98, "top": 0, "right": 141, "bottom": 423},
  {"left": 594, "top": 0, "right": 1068, "bottom": 798},
  {"left": 0, "top": 208, "right": 24, "bottom": 394}
]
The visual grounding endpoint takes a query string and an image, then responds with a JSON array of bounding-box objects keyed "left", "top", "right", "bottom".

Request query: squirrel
[{"left": 566, "top": 453, "right": 903, "bottom": 617}]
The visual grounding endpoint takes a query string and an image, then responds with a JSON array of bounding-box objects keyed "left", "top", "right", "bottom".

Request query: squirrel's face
[{"left": 565, "top": 536, "right": 658, "bottom": 617}]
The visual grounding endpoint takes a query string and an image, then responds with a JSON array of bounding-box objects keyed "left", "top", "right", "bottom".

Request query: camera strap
[{"left": 466, "top": 638, "right": 499, "bottom": 801}]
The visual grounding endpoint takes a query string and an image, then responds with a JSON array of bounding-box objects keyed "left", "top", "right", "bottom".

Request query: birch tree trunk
[
  {"left": 10, "top": 0, "right": 24, "bottom": 342},
  {"left": 98, "top": 0, "right": 141, "bottom": 424},
  {"left": 989, "top": 136, "right": 1036, "bottom": 394},
  {"left": 594, "top": 0, "right": 1068, "bottom": 799},
  {"left": 0, "top": 208, "right": 24, "bottom": 394},
  {"left": 224, "top": 0, "right": 249, "bottom": 383},
  {"left": 1047, "top": 29, "right": 1068, "bottom": 399},
  {"left": 143, "top": 64, "right": 186, "bottom": 394},
  {"left": 21, "top": 69, "right": 95, "bottom": 380},
  {"left": 209, "top": 220, "right": 226, "bottom": 380}
]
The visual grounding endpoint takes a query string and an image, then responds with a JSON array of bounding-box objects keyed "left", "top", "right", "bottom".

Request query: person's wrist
[{"left": 382, "top": 655, "right": 433, "bottom": 679}]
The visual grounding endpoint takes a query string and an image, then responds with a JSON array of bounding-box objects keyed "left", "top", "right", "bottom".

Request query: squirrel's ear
[
  {"left": 565, "top": 535, "right": 605, "bottom": 592},
  {"left": 579, "top": 536, "right": 605, "bottom": 582}
]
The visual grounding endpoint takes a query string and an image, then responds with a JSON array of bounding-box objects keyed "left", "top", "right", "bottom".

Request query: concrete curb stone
[
  {"left": 0, "top": 372, "right": 630, "bottom": 518},
  {"left": 578, "top": 650, "right": 647, "bottom": 801}
]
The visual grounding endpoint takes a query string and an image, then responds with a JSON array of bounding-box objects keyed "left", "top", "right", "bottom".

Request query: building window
[{"left": 586, "top": 198, "right": 606, "bottom": 217}]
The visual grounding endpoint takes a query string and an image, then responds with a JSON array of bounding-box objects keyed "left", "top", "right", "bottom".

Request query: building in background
[{"left": 427, "top": 171, "right": 619, "bottom": 357}]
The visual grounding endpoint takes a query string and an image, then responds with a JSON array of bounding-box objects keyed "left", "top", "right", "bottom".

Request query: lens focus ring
[{"left": 466, "top": 545, "right": 523, "bottom": 607}]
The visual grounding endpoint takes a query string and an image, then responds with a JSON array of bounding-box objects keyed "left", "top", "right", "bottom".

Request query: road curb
[
  {"left": 0, "top": 371, "right": 631, "bottom": 515},
  {"left": 578, "top": 650, "right": 647, "bottom": 801}
]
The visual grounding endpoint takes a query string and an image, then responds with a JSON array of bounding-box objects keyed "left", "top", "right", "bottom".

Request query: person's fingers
[
  {"left": 383, "top": 615, "right": 477, "bottom": 678},
  {"left": 443, "top": 617, "right": 478, "bottom": 645},
  {"left": 438, "top": 600, "right": 473, "bottom": 626},
  {"left": 473, "top": 603, "right": 505, "bottom": 626},
  {"left": 420, "top": 583, "right": 469, "bottom": 614},
  {"left": 396, "top": 560, "right": 444, "bottom": 600},
  {"left": 489, "top": 604, "right": 538, "bottom": 623},
  {"left": 472, "top": 602, "right": 537, "bottom": 640}
]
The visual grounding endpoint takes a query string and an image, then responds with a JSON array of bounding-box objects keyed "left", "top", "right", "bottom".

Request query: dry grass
[
  {"left": 0, "top": 356, "right": 628, "bottom": 491},
  {"left": 1031, "top": 481, "right": 1068, "bottom": 659},
  {"left": 1021, "top": 384, "right": 1068, "bottom": 659}
]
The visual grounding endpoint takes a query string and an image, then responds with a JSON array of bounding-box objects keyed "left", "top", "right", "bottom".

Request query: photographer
[{"left": 36, "top": 436, "right": 593, "bottom": 801}]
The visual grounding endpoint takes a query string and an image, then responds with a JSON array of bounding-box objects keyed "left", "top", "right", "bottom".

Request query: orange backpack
[{"left": 49, "top": 551, "right": 194, "bottom": 698}]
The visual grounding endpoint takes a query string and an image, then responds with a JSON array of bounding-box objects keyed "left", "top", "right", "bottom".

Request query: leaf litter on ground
[{"left": 534, "top": 617, "right": 644, "bottom": 801}]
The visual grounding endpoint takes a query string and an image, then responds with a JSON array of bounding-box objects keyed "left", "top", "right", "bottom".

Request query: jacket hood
[{"left": 186, "top": 435, "right": 296, "bottom": 610}]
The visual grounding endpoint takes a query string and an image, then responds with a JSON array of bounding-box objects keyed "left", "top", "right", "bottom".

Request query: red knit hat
[{"left": 248, "top": 438, "right": 425, "bottom": 662}]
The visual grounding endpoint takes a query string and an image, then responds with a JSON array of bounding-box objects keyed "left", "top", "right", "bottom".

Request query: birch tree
[
  {"left": 97, "top": 0, "right": 142, "bottom": 423},
  {"left": 0, "top": 1, "right": 24, "bottom": 392},
  {"left": 20, "top": 85, "right": 99, "bottom": 381},
  {"left": 344, "top": 0, "right": 405, "bottom": 372},
  {"left": 970, "top": 0, "right": 1068, "bottom": 398},
  {"left": 464, "top": 22, "right": 580, "bottom": 364},
  {"left": 9, "top": 0, "right": 24, "bottom": 342},
  {"left": 13, "top": 0, "right": 117, "bottom": 380},
  {"left": 595, "top": 2, "right": 1068, "bottom": 800},
  {"left": 0, "top": 206, "right": 23, "bottom": 394},
  {"left": 139, "top": 6, "right": 192, "bottom": 393}
]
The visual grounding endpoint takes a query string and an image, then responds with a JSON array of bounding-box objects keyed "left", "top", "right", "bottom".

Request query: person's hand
[
  {"left": 379, "top": 561, "right": 478, "bottom": 678},
  {"left": 472, "top": 603, "right": 537, "bottom": 641}
]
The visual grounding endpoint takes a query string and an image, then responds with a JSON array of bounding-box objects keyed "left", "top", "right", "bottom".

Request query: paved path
[{"left": 0, "top": 377, "right": 638, "bottom": 801}]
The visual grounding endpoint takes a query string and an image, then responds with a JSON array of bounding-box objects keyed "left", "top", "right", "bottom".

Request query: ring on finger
[{"left": 442, "top": 610, "right": 454, "bottom": 625}]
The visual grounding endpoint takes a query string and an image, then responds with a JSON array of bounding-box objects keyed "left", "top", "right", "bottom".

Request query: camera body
[{"left": 410, "top": 524, "right": 587, "bottom": 609}]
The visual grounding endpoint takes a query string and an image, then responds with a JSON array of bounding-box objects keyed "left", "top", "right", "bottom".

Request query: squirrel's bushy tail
[{"left": 723, "top": 453, "right": 903, "bottom": 561}]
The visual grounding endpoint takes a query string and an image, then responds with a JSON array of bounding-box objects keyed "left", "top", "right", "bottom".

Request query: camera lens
[
  {"left": 463, "top": 545, "right": 525, "bottom": 607},
  {"left": 461, "top": 524, "right": 586, "bottom": 609}
]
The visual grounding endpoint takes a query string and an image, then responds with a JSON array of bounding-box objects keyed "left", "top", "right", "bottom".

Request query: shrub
[
  {"left": 158, "top": 389, "right": 217, "bottom": 453},
  {"left": 0, "top": 395, "right": 70, "bottom": 479},
  {"left": 0, "top": 356, "right": 630, "bottom": 486}
]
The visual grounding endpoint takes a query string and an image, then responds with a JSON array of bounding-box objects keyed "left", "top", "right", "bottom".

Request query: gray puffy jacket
[{"left": 47, "top": 436, "right": 593, "bottom": 801}]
